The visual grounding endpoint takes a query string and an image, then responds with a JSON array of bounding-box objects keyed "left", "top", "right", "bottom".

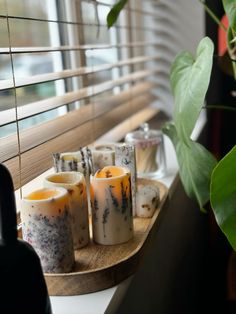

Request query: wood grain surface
[{"left": 44, "top": 178, "right": 168, "bottom": 296}]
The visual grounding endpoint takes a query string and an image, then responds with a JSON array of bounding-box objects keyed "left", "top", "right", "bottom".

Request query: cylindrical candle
[
  {"left": 21, "top": 187, "right": 74, "bottom": 273},
  {"left": 44, "top": 172, "right": 89, "bottom": 249},
  {"left": 115, "top": 143, "right": 137, "bottom": 216},
  {"left": 90, "top": 166, "right": 133, "bottom": 245},
  {"left": 136, "top": 184, "right": 160, "bottom": 218},
  {"left": 90, "top": 144, "right": 115, "bottom": 172},
  {"left": 53, "top": 149, "right": 92, "bottom": 215},
  {"left": 53, "top": 149, "right": 89, "bottom": 180}
]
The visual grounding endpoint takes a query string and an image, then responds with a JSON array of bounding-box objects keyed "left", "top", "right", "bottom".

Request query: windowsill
[{"left": 48, "top": 135, "right": 178, "bottom": 314}]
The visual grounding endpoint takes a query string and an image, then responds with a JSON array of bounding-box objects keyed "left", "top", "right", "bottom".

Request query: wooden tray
[{"left": 44, "top": 178, "right": 168, "bottom": 296}]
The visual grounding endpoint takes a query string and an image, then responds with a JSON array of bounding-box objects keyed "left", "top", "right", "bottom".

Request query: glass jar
[{"left": 125, "top": 123, "right": 166, "bottom": 178}]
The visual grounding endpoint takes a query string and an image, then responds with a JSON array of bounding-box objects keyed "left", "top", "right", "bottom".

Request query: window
[{"left": 0, "top": 0, "right": 204, "bottom": 192}]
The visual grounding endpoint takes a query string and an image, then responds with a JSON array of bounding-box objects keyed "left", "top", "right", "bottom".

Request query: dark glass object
[{"left": 0, "top": 163, "right": 52, "bottom": 314}]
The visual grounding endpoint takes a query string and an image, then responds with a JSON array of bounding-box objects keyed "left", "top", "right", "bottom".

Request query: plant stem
[
  {"left": 198, "top": 0, "right": 227, "bottom": 32},
  {"left": 204, "top": 105, "right": 236, "bottom": 112}
]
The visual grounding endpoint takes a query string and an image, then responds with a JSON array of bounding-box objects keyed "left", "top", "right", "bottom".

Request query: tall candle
[
  {"left": 53, "top": 148, "right": 92, "bottom": 214},
  {"left": 53, "top": 149, "right": 90, "bottom": 180},
  {"left": 44, "top": 172, "right": 89, "bottom": 249},
  {"left": 115, "top": 143, "right": 137, "bottom": 216},
  {"left": 21, "top": 187, "right": 74, "bottom": 273},
  {"left": 90, "top": 166, "right": 133, "bottom": 245},
  {"left": 90, "top": 144, "right": 115, "bottom": 172}
]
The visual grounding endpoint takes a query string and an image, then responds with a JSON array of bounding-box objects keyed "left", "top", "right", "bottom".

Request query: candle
[
  {"left": 53, "top": 148, "right": 90, "bottom": 180},
  {"left": 90, "top": 144, "right": 115, "bottom": 172},
  {"left": 115, "top": 143, "right": 137, "bottom": 216},
  {"left": 21, "top": 187, "right": 75, "bottom": 273},
  {"left": 53, "top": 148, "right": 93, "bottom": 214},
  {"left": 90, "top": 166, "right": 133, "bottom": 245},
  {"left": 44, "top": 171, "right": 89, "bottom": 249},
  {"left": 136, "top": 184, "right": 160, "bottom": 218}
]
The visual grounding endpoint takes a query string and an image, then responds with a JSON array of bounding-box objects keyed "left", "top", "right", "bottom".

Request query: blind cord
[{"left": 5, "top": 0, "right": 22, "bottom": 198}]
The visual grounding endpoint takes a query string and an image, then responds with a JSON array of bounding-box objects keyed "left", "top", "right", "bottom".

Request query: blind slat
[
  {"left": 0, "top": 14, "right": 157, "bottom": 33},
  {"left": 0, "top": 82, "right": 156, "bottom": 162},
  {"left": 0, "top": 41, "right": 162, "bottom": 54},
  {"left": 1, "top": 69, "right": 158, "bottom": 126},
  {"left": 0, "top": 55, "right": 159, "bottom": 91}
]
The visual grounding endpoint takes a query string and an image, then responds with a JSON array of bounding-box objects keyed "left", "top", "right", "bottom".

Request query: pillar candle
[
  {"left": 136, "top": 184, "right": 160, "bottom": 218},
  {"left": 90, "top": 144, "right": 115, "bottom": 172},
  {"left": 53, "top": 148, "right": 90, "bottom": 180},
  {"left": 53, "top": 148, "right": 92, "bottom": 214},
  {"left": 90, "top": 166, "right": 133, "bottom": 245},
  {"left": 21, "top": 187, "right": 75, "bottom": 273},
  {"left": 115, "top": 143, "right": 137, "bottom": 216},
  {"left": 44, "top": 171, "right": 89, "bottom": 249}
]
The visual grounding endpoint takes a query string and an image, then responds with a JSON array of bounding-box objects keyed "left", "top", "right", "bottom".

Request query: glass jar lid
[{"left": 125, "top": 123, "right": 162, "bottom": 148}]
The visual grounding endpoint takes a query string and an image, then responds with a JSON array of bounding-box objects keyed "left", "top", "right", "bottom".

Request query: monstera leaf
[
  {"left": 163, "top": 123, "right": 217, "bottom": 210},
  {"left": 170, "top": 37, "right": 214, "bottom": 144},
  {"left": 163, "top": 37, "right": 217, "bottom": 210},
  {"left": 211, "top": 146, "right": 236, "bottom": 250}
]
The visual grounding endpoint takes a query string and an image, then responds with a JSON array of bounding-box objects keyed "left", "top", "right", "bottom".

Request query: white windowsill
[{"left": 49, "top": 134, "right": 178, "bottom": 314}]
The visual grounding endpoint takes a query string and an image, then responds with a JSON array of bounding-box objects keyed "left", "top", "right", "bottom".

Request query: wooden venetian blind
[{"left": 0, "top": 0, "right": 203, "bottom": 190}]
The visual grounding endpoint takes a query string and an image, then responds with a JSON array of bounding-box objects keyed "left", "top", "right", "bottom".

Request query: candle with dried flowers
[
  {"left": 21, "top": 187, "right": 74, "bottom": 273},
  {"left": 44, "top": 171, "right": 89, "bottom": 249},
  {"left": 90, "top": 166, "right": 133, "bottom": 245}
]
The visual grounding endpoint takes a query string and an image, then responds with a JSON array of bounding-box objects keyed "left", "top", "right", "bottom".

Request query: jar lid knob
[{"left": 140, "top": 123, "right": 149, "bottom": 133}]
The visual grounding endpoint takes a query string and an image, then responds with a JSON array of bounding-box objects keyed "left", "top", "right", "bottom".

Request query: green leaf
[
  {"left": 210, "top": 146, "right": 236, "bottom": 250},
  {"left": 222, "top": 0, "right": 236, "bottom": 32},
  {"left": 163, "top": 122, "right": 217, "bottom": 210},
  {"left": 106, "top": 0, "right": 128, "bottom": 28},
  {"left": 170, "top": 37, "right": 214, "bottom": 144},
  {"left": 227, "top": 27, "right": 236, "bottom": 79},
  {"left": 223, "top": 0, "right": 236, "bottom": 78}
]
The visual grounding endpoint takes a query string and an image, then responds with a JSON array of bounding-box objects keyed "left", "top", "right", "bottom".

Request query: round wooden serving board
[{"left": 44, "top": 178, "right": 168, "bottom": 295}]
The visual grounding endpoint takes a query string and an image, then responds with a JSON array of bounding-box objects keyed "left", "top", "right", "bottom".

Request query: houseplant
[{"left": 107, "top": 0, "right": 236, "bottom": 250}]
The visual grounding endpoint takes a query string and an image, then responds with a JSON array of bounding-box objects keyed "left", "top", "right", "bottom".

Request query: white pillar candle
[
  {"left": 136, "top": 184, "right": 160, "bottom": 218},
  {"left": 90, "top": 144, "right": 115, "bottom": 172},
  {"left": 53, "top": 148, "right": 92, "bottom": 215},
  {"left": 90, "top": 166, "right": 133, "bottom": 245},
  {"left": 115, "top": 143, "right": 137, "bottom": 216},
  {"left": 21, "top": 187, "right": 75, "bottom": 273},
  {"left": 53, "top": 149, "right": 90, "bottom": 180},
  {"left": 44, "top": 172, "right": 89, "bottom": 249}
]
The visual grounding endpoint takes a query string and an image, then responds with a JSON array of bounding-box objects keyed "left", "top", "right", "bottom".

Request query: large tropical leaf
[
  {"left": 163, "top": 122, "right": 217, "bottom": 210},
  {"left": 210, "top": 146, "right": 236, "bottom": 250},
  {"left": 170, "top": 37, "right": 214, "bottom": 144},
  {"left": 107, "top": 0, "right": 128, "bottom": 28}
]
